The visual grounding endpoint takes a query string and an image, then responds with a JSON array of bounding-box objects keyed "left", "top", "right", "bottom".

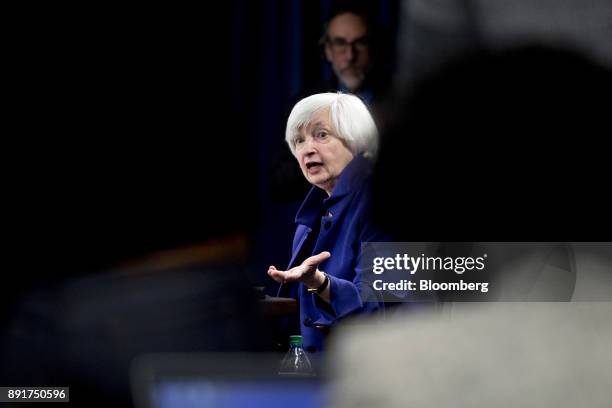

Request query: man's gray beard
[{"left": 339, "top": 73, "right": 365, "bottom": 92}]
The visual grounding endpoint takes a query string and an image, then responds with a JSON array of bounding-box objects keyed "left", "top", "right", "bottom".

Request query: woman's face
[{"left": 294, "top": 108, "right": 354, "bottom": 195}]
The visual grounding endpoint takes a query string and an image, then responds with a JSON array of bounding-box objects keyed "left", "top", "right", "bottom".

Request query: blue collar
[{"left": 295, "top": 155, "right": 372, "bottom": 228}]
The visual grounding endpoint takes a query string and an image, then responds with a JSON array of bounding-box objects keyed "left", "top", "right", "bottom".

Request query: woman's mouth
[{"left": 305, "top": 161, "right": 323, "bottom": 173}]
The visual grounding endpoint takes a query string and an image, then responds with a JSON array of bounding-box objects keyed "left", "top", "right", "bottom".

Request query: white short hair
[{"left": 285, "top": 92, "right": 378, "bottom": 158}]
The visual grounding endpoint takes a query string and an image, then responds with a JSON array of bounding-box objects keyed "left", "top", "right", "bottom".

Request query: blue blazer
[{"left": 278, "top": 155, "right": 387, "bottom": 351}]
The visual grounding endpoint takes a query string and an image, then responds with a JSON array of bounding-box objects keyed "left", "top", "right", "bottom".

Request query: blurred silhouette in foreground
[
  {"left": 372, "top": 45, "right": 612, "bottom": 241},
  {"left": 331, "top": 39, "right": 612, "bottom": 408},
  {"left": 329, "top": 302, "right": 612, "bottom": 408},
  {"left": 1, "top": 5, "right": 267, "bottom": 407},
  {"left": 1, "top": 235, "right": 269, "bottom": 408}
]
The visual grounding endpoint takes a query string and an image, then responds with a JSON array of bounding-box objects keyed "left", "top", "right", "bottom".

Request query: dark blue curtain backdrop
[{"left": 229, "top": 0, "right": 400, "bottom": 289}]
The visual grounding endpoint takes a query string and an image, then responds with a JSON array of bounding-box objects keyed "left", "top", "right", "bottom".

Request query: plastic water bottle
[{"left": 278, "top": 335, "right": 314, "bottom": 376}]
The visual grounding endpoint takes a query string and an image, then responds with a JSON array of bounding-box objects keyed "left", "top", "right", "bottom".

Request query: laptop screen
[
  {"left": 131, "top": 353, "right": 327, "bottom": 408},
  {"left": 154, "top": 379, "right": 325, "bottom": 408}
]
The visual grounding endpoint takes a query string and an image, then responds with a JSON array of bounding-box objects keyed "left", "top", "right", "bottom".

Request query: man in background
[{"left": 322, "top": 9, "right": 373, "bottom": 100}]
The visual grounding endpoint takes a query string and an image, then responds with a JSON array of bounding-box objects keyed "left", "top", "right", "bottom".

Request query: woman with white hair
[{"left": 268, "top": 92, "right": 385, "bottom": 352}]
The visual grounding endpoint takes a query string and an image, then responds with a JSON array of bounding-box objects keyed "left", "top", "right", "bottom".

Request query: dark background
[
  {"left": 6, "top": 0, "right": 611, "bottom": 299},
  {"left": 6, "top": 0, "right": 401, "bottom": 290},
  {"left": 3, "top": 1, "right": 611, "bottom": 406}
]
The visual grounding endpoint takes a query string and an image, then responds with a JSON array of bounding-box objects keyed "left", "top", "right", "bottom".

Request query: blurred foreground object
[
  {"left": 1, "top": 235, "right": 269, "bottom": 407},
  {"left": 131, "top": 352, "right": 327, "bottom": 408},
  {"left": 396, "top": 0, "right": 612, "bottom": 90},
  {"left": 329, "top": 302, "right": 612, "bottom": 408}
]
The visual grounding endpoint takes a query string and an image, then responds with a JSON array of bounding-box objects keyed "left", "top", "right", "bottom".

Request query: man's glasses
[{"left": 326, "top": 36, "right": 369, "bottom": 54}]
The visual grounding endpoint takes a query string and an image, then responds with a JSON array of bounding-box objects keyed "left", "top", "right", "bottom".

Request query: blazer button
[
  {"left": 304, "top": 317, "right": 313, "bottom": 327},
  {"left": 324, "top": 221, "right": 332, "bottom": 230}
]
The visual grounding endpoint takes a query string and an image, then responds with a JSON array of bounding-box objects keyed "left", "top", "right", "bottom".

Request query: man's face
[{"left": 324, "top": 13, "right": 371, "bottom": 92}]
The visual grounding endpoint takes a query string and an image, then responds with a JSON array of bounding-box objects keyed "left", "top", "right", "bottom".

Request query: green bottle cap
[{"left": 289, "top": 335, "right": 303, "bottom": 346}]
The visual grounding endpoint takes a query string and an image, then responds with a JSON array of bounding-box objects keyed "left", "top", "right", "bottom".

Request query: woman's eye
[
  {"left": 295, "top": 137, "right": 304, "bottom": 144},
  {"left": 316, "top": 132, "right": 328, "bottom": 139}
]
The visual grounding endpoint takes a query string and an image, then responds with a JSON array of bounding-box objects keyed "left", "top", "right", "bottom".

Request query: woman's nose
[{"left": 302, "top": 137, "right": 316, "bottom": 151}]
